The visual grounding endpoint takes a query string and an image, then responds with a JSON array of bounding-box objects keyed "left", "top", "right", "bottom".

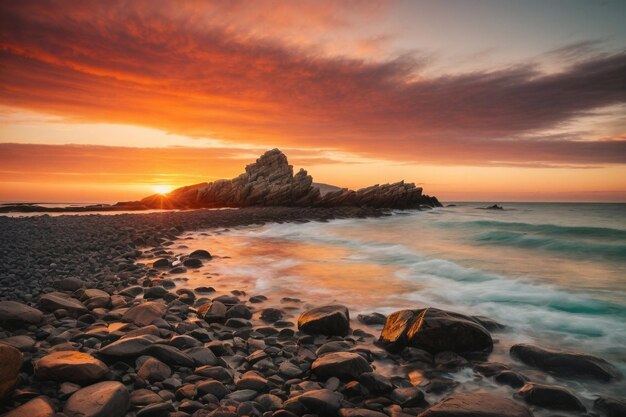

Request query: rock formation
[{"left": 128, "top": 149, "right": 441, "bottom": 210}]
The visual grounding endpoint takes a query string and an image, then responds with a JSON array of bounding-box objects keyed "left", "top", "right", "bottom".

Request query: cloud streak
[{"left": 1, "top": 0, "right": 625, "bottom": 166}]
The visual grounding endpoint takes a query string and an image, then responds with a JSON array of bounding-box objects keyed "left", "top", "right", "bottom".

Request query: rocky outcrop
[{"left": 131, "top": 149, "right": 441, "bottom": 210}]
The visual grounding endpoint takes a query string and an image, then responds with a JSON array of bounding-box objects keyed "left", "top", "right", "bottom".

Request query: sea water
[{"left": 176, "top": 203, "right": 626, "bottom": 400}]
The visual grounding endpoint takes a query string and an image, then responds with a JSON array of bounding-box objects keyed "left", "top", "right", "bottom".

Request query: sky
[{"left": 1, "top": 0, "right": 625, "bottom": 203}]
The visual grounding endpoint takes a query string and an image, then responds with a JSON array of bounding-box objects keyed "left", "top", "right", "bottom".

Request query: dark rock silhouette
[{"left": 130, "top": 149, "right": 441, "bottom": 210}]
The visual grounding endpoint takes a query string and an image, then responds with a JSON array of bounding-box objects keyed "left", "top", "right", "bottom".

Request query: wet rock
[
  {"left": 236, "top": 371, "right": 268, "bottom": 391},
  {"left": 494, "top": 370, "right": 528, "bottom": 388},
  {"left": 517, "top": 383, "right": 585, "bottom": 412},
  {"left": 99, "top": 335, "right": 160, "bottom": 358},
  {"left": 64, "top": 381, "right": 130, "bottom": 417},
  {"left": 380, "top": 307, "right": 493, "bottom": 355},
  {"left": 357, "top": 312, "right": 387, "bottom": 326},
  {"left": 183, "top": 258, "right": 203, "bottom": 268},
  {"left": 39, "top": 292, "right": 88, "bottom": 317},
  {"left": 130, "top": 389, "right": 164, "bottom": 407},
  {"left": 0, "top": 300, "right": 44, "bottom": 325},
  {"left": 312, "top": 352, "right": 372, "bottom": 380},
  {"left": 153, "top": 258, "right": 170, "bottom": 268},
  {"left": 189, "top": 249, "right": 212, "bottom": 259},
  {"left": 594, "top": 396, "right": 626, "bottom": 417},
  {"left": 510, "top": 343, "right": 621, "bottom": 381},
  {"left": 57, "top": 277, "right": 86, "bottom": 291},
  {"left": 197, "top": 301, "right": 227, "bottom": 323},
  {"left": 123, "top": 301, "right": 167, "bottom": 326},
  {"left": 261, "top": 308, "right": 283, "bottom": 323},
  {"left": 0, "top": 343, "right": 23, "bottom": 398},
  {"left": 339, "top": 408, "right": 388, "bottom": 417},
  {"left": 298, "top": 305, "right": 350, "bottom": 336},
  {"left": 297, "top": 389, "right": 343, "bottom": 415},
  {"left": 196, "top": 380, "right": 229, "bottom": 398},
  {"left": 137, "top": 357, "right": 172, "bottom": 382},
  {"left": 279, "top": 361, "right": 305, "bottom": 378},
  {"left": 1, "top": 335, "right": 36, "bottom": 351},
  {"left": 147, "top": 344, "right": 195, "bottom": 367},
  {"left": 390, "top": 386, "right": 425, "bottom": 407},
  {"left": 136, "top": 402, "right": 174, "bottom": 417},
  {"left": 2, "top": 396, "right": 55, "bottom": 417},
  {"left": 418, "top": 392, "right": 533, "bottom": 417},
  {"left": 434, "top": 351, "right": 468, "bottom": 370},
  {"left": 358, "top": 372, "right": 394, "bottom": 394},
  {"left": 225, "top": 389, "right": 257, "bottom": 402},
  {"left": 35, "top": 351, "right": 109, "bottom": 384},
  {"left": 144, "top": 286, "right": 169, "bottom": 300}
]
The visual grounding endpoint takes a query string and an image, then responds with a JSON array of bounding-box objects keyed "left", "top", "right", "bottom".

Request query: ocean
[{"left": 174, "top": 202, "right": 626, "bottom": 399}]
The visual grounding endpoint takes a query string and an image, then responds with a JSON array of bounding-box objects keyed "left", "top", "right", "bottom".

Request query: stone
[
  {"left": 196, "top": 380, "right": 229, "bottom": 398},
  {"left": 357, "top": 312, "right": 387, "bottom": 326},
  {"left": 418, "top": 392, "right": 533, "bottom": 417},
  {"left": 339, "top": 408, "right": 389, "bottom": 417},
  {"left": 1, "top": 335, "right": 36, "bottom": 351},
  {"left": 35, "top": 351, "right": 108, "bottom": 384},
  {"left": 594, "top": 397, "right": 626, "bottom": 417},
  {"left": 147, "top": 344, "right": 195, "bottom": 367},
  {"left": 279, "top": 361, "right": 305, "bottom": 378},
  {"left": 358, "top": 372, "right": 394, "bottom": 394},
  {"left": 510, "top": 343, "right": 621, "bottom": 381},
  {"left": 517, "top": 383, "right": 586, "bottom": 412},
  {"left": 297, "top": 389, "right": 343, "bottom": 415},
  {"left": 298, "top": 305, "right": 350, "bottom": 336},
  {"left": 144, "top": 286, "right": 169, "bottom": 300},
  {"left": 0, "top": 343, "right": 23, "bottom": 398},
  {"left": 137, "top": 357, "right": 172, "bottom": 382},
  {"left": 0, "top": 300, "right": 44, "bottom": 325},
  {"left": 57, "top": 277, "right": 86, "bottom": 291},
  {"left": 39, "top": 292, "right": 88, "bottom": 317},
  {"left": 390, "top": 387, "right": 425, "bottom": 407},
  {"left": 64, "top": 381, "right": 130, "bottom": 417},
  {"left": 99, "top": 335, "right": 160, "bottom": 358},
  {"left": 380, "top": 307, "right": 493, "bottom": 355},
  {"left": 189, "top": 249, "right": 212, "bottom": 259},
  {"left": 183, "top": 258, "right": 203, "bottom": 268},
  {"left": 494, "top": 370, "right": 528, "bottom": 388},
  {"left": 261, "top": 308, "right": 283, "bottom": 322},
  {"left": 236, "top": 371, "right": 268, "bottom": 391},
  {"left": 197, "top": 301, "right": 227, "bottom": 323},
  {"left": 130, "top": 389, "right": 164, "bottom": 407},
  {"left": 312, "top": 352, "right": 372, "bottom": 380},
  {"left": 2, "top": 396, "right": 55, "bottom": 417},
  {"left": 123, "top": 301, "right": 167, "bottom": 326},
  {"left": 153, "top": 258, "right": 170, "bottom": 268}
]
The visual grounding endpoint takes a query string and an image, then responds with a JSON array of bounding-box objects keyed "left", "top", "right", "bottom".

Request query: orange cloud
[{"left": 0, "top": 0, "right": 625, "bottom": 168}]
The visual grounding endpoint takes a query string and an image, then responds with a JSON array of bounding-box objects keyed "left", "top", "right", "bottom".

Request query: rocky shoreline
[{"left": 1, "top": 208, "right": 625, "bottom": 417}]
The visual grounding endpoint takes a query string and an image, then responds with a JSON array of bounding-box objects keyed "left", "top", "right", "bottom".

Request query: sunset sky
[{"left": 1, "top": 0, "right": 625, "bottom": 203}]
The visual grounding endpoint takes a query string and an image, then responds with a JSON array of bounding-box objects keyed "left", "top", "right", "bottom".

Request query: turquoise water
[{"left": 180, "top": 203, "right": 626, "bottom": 400}]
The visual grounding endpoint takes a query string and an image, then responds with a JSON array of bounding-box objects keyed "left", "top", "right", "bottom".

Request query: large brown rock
[
  {"left": 379, "top": 307, "right": 493, "bottom": 355},
  {"left": 298, "top": 305, "right": 350, "bottom": 336},
  {"left": 311, "top": 352, "right": 372, "bottom": 380},
  {"left": 99, "top": 335, "right": 160, "bottom": 358},
  {"left": 35, "top": 351, "right": 108, "bottom": 384},
  {"left": 2, "top": 396, "right": 55, "bottom": 417},
  {"left": 64, "top": 381, "right": 129, "bottom": 417},
  {"left": 418, "top": 392, "right": 533, "bottom": 417},
  {"left": 0, "top": 343, "right": 22, "bottom": 398},
  {"left": 517, "top": 383, "right": 585, "bottom": 412},
  {"left": 510, "top": 343, "right": 621, "bottom": 382},
  {"left": 122, "top": 301, "right": 166, "bottom": 326},
  {"left": 39, "top": 292, "right": 88, "bottom": 317},
  {"left": 0, "top": 300, "right": 44, "bottom": 325}
]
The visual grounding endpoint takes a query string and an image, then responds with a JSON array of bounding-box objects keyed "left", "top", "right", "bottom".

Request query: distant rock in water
[
  {"left": 126, "top": 149, "right": 441, "bottom": 210},
  {"left": 479, "top": 204, "right": 504, "bottom": 210}
]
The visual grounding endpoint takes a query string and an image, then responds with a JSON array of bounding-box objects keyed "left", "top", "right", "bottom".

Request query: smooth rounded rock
[
  {"left": 0, "top": 343, "right": 23, "bottom": 398},
  {"left": 517, "top": 383, "right": 586, "bottom": 412},
  {"left": 298, "top": 305, "right": 350, "bottom": 336},
  {"left": 0, "top": 301, "right": 44, "bottom": 325},
  {"left": 64, "top": 381, "right": 130, "bottom": 417},
  {"left": 2, "top": 396, "right": 55, "bottom": 417},
  {"left": 418, "top": 392, "right": 533, "bottom": 417},
  {"left": 39, "top": 292, "right": 88, "bottom": 317},
  {"left": 380, "top": 307, "right": 492, "bottom": 355},
  {"left": 123, "top": 302, "right": 167, "bottom": 326},
  {"left": 312, "top": 352, "right": 372, "bottom": 380},
  {"left": 510, "top": 343, "right": 621, "bottom": 382},
  {"left": 35, "top": 351, "right": 108, "bottom": 384},
  {"left": 297, "top": 389, "right": 343, "bottom": 415}
]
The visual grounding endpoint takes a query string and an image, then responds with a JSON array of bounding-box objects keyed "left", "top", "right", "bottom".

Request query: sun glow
[{"left": 153, "top": 185, "right": 172, "bottom": 195}]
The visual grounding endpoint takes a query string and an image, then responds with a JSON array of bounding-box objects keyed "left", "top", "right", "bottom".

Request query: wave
[
  {"left": 444, "top": 219, "right": 626, "bottom": 240},
  {"left": 473, "top": 230, "right": 626, "bottom": 260}
]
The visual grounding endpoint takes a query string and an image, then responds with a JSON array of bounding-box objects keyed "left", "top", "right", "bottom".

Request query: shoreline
[{"left": 0, "top": 206, "right": 624, "bottom": 417}]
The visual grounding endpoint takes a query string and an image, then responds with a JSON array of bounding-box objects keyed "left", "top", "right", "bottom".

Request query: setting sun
[{"left": 152, "top": 185, "right": 172, "bottom": 195}]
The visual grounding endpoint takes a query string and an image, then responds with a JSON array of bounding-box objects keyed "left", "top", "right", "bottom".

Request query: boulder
[
  {"left": 39, "top": 292, "right": 88, "bottom": 317},
  {"left": 64, "top": 381, "right": 129, "bottom": 417},
  {"left": 2, "top": 396, "right": 55, "bottom": 417},
  {"left": 0, "top": 343, "right": 23, "bottom": 398},
  {"left": 594, "top": 397, "right": 626, "bottom": 417},
  {"left": 357, "top": 312, "right": 387, "bottom": 326},
  {"left": 311, "top": 352, "right": 372, "bottom": 380},
  {"left": 137, "top": 357, "right": 171, "bottom": 382},
  {"left": 418, "top": 392, "right": 533, "bottom": 417},
  {"left": 189, "top": 249, "right": 212, "bottom": 259},
  {"left": 0, "top": 300, "right": 44, "bottom": 325},
  {"left": 298, "top": 305, "right": 350, "bottom": 336},
  {"left": 35, "top": 351, "right": 108, "bottom": 384},
  {"left": 123, "top": 301, "right": 166, "bottom": 326},
  {"left": 517, "top": 383, "right": 585, "bottom": 412},
  {"left": 510, "top": 343, "right": 621, "bottom": 381},
  {"left": 1, "top": 335, "right": 36, "bottom": 351},
  {"left": 379, "top": 307, "right": 493, "bottom": 355}
]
